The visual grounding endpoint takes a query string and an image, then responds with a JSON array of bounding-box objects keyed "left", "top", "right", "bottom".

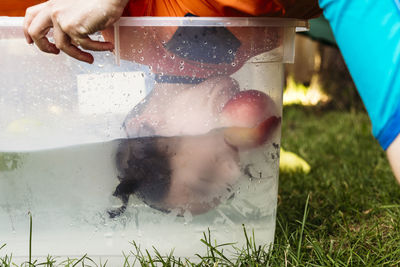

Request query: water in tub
[
  {"left": 0, "top": 137, "right": 279, "bottom": 260},
  {"left": 0, "top": 103, "right": 280, "bottom": 259},
  {"left": 0, "top": 41, "right": 280, "bottom": 260}
]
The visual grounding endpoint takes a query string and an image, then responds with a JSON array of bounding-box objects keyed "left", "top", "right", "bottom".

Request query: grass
[{"left": 1, "top": 105, "right": 399, "bottom": 266}]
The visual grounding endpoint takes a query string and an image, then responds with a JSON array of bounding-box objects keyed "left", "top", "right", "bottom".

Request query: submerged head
[{"left": 109, "top": 76, "right": 280, "bottom": 217}]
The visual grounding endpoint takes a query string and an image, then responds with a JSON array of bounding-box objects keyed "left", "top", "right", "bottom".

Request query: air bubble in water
[
  {"left": 228, "top": 49, "right": 233, "bottom": 54},
  {"left": 138, "top": 49, "right": 142, "bottom": 54},
  {"left": 140, "top": 57, "right": 144, "bottom": 61},
  {"left": 104, "top": 232, "right": 113, "bottom": 238}
]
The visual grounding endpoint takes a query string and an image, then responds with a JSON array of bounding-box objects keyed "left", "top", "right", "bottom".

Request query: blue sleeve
[{"left": 318, "top": 0, "right": 400, "bottom": 149}]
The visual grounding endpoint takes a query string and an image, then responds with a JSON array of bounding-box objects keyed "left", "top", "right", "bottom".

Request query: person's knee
[{"left": 387, "top": 133, "right": 400, "bottom": 182}]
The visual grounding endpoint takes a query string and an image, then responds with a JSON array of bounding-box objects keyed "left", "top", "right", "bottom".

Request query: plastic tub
[{"left": 0, "top": 17, "right": 307, "bottom": 262}]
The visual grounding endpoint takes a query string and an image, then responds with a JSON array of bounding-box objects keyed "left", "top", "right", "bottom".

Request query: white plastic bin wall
[{"left": 0, "top": 17, "right": 307, "bottom": 262}]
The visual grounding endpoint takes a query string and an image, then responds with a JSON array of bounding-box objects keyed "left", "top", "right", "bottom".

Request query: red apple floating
[
  {"left": 220, "top": 90, "right": 280, "bottom": 149},
  {"left": 220, "top": 90, "right": 277, "bottom": 128}
]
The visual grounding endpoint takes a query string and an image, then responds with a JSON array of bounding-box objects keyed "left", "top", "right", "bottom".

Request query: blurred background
[{"left": 285, "top": 16, "right": 363, "bottom": 111}]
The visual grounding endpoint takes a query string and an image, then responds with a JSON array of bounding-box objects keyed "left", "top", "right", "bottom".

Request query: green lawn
[
  {"left": 1, "top": 105, "right": 399, "bottom": 266},
  {"left": 274, "top": 105, "right": 400, "bottom": 266}
]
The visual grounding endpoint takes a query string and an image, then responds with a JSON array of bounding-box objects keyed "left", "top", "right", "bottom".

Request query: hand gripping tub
[{"left": 0, "top": 17, "right": 307, "bottom": 263}]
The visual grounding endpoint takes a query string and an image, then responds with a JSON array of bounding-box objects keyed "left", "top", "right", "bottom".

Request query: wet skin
[{"left": 109, "top": 76, "right": 281, "bottom": 217}]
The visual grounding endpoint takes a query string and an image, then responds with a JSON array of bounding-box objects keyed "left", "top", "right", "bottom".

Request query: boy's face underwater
[{"left": 112, "top": 76, "right": 280, "bottom": 217}]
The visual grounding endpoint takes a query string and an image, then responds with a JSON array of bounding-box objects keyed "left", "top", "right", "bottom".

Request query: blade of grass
[
  {"left": 297, "top": 193, "right": 310, "bottom": 260},
  {"left": 199, "top": 239, "right": 234, "bottom": 265},
  {"left": 71, "top": 253, "right": 87, "bottom": 267},
  {"left": 28, "top": 211, "right": 33, "bottom": 267}
]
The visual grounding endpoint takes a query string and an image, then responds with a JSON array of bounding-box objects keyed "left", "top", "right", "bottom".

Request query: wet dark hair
[{"left": 108, "top": 136, "right": 173, "bottom": 218}]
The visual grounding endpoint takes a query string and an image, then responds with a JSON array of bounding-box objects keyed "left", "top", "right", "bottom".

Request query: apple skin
[
  {"left": 220, "top": 90, "right": 278, "bottom": 128},
  {"left": 223, "top": 116, "right": 281, "bottom": 149},
  {"left": 220, "top": 90, "right": 280, "bottom": 149}
]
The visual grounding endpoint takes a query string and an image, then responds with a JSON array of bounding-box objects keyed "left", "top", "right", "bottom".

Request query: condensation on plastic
[
  {"left": 0, "top": 16, "right": 306, "bottom": 152},
  {"left": 0, "top": 16, "right": 306, "bottom": 263},
  {"left": 113, "top": 17, "right": 308, "bottom": 64}
]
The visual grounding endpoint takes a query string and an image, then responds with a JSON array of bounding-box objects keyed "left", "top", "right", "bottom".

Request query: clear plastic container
[{"left": 0, "top": 17, "right": 307, "bottom": 262}]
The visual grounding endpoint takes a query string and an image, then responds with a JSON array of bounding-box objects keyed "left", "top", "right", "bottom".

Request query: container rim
[{"left": 0, "top": 16, "right": 309, "bottom": 31}]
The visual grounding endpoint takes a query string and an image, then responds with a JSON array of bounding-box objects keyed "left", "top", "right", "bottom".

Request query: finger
[
  {"left": 75, "top": 37, "right": 114, "bottom": 52},
  {"left": 28, "top": 9, "right": 60, "bottom": 54},
  {"left": 35, "top": 36, "right": 61, "bottom": 54},
  {"left": 53, "top": 25, "right": 94, "bottom": 63},
  {"left": 23, "top": 2, "right": 48, "bottom": 44}
]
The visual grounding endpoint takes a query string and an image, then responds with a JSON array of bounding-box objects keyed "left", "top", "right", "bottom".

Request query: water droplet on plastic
[{"left": 98, "top": 64, "right": 104, "bottom": 68}]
